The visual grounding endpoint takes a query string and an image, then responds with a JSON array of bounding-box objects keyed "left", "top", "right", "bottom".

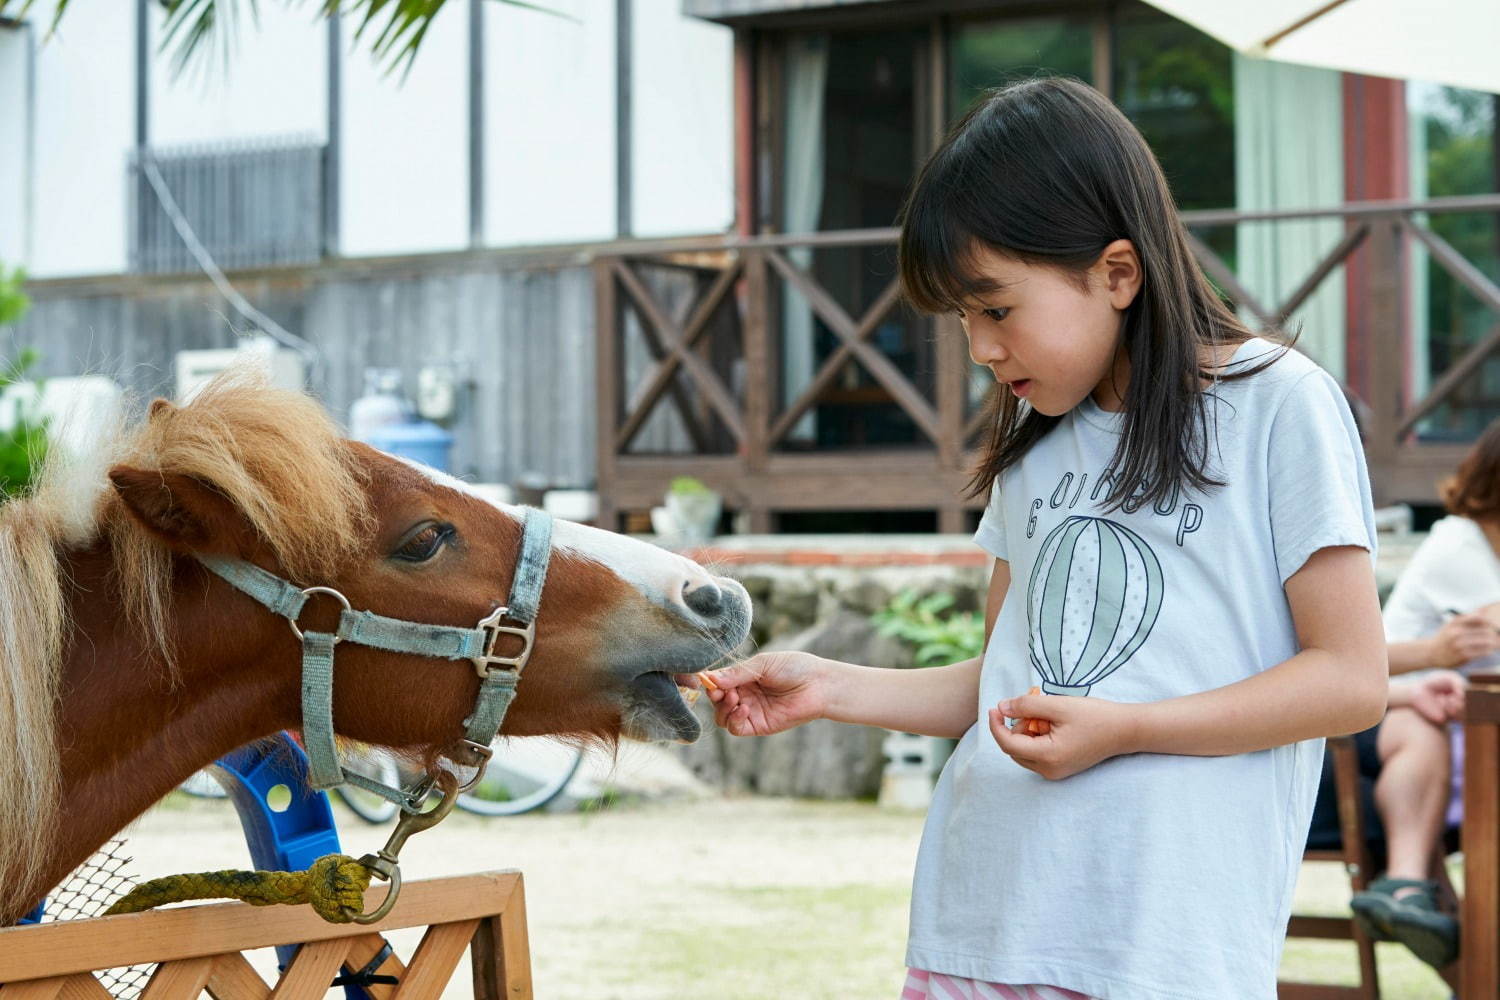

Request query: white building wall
[
  {"left": 150, "top": 3, "right": 326, "bottom": 147},
  {"left": 484, "top": 0, "right": 616, "bottom": 246},
  {"left": 28, "top": 0, "right": 134, "bottom": 278},
  {"left": 340, "top": 2, "right": 468, "bottom": 257},
  {"left": 631, "top": 3, "right": 734, "bottom": 238},
  {"left": 0, "top": 25, "right": 29, "bottom": 267}
]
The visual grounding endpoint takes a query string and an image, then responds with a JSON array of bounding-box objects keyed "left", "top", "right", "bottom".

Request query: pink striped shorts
[{"left": 901, "top": 969, "right": 1102, "bottom": 1000}]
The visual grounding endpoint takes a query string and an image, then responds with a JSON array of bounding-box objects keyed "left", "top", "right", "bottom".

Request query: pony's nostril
[{"left": 682, "top": 580, "right": 724, "bottom": 618}]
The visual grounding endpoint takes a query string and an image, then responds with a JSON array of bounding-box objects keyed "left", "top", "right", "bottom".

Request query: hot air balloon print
[{"left": 1026, "top": 515, "right": 1163, "bottom": 696}]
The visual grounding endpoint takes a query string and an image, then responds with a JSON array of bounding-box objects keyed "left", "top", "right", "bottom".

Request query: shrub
[
  {"left": 0, "top": 349, "right": 48, "bottom": 502},
  {"left": 871, "top": 590, "right": 984, "bottom": 667},
  {"left": 0, "top": 264, "right": 27, "bottom": 328}
]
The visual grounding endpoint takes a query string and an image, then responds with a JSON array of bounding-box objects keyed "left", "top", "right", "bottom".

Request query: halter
[{"left": 196, "top": 506, "right": 554, "bottom": 922}]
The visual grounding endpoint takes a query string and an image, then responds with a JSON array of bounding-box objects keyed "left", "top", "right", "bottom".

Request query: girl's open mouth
[{"left": 1009, "top": 379, "right": 1032, "bottom": 398}]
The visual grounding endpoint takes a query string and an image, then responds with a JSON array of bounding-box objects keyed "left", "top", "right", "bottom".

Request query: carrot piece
[
  {"left": 698, "top": 671, "right": 720, "bottom": 692},
  {"left": 1019, "top": 686, "right": 1051, "bottom": 736}
]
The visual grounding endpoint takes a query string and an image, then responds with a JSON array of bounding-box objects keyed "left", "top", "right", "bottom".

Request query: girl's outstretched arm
[
  {"left": 993, "top": 545, "right": 1388, "bottom": 779},
  {"left": 707, "top": 558, "right": 1011, "bottom": 739}
]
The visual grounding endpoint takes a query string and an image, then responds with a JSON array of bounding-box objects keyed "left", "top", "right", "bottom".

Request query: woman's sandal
[{"left": 1350, "top": 876, "right": 1459, "bottom": 969}]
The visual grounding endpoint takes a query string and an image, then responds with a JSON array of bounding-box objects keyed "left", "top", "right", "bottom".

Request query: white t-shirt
[
  {"left": 1383, "top": 515, "right": 1500, "bottom": 671},
  {"left": 905, "top": 339, "right": 1377, "bottom": 1000}
]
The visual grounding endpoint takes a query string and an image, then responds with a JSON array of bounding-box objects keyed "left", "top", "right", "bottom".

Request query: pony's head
[
  {"left": 0, "top": 370, "right": 753, "bottom": 923},
  {"left": 103, "top": 375, "right": 751, "bottom": 754}
]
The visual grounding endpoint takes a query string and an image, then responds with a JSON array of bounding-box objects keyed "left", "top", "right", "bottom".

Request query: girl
[{"left": 700, "top": 77, "right": 1387, "bottom": 1000}]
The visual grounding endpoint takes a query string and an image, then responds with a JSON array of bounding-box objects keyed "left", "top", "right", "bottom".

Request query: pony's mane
[{"left": 0, "top": 369, "right": 372, "bottom": 914}]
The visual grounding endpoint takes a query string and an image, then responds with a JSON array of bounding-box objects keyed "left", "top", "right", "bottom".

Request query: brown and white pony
[{"left": 0, "top": 373, "right": 750, "bottom": 925}]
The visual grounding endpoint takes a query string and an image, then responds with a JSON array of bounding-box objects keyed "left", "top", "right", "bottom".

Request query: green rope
[{"left": 104, "top": 854, "right": 375, "bottom": 923}]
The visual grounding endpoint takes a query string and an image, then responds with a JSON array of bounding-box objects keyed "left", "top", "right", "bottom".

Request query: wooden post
[
  {"left": 594, "top": 259, "right": 621, "bottom": 531},
  {"left": 742, "top": 248, "right": 773, "bottom": 533},
  {"left": 935, "top": 313, "right": 968, "bottom": 535},
  {"left": 1362, "top": 217, "right": 1404, "bottom": 505},
  {"left": 1464, "top": 674, "right": 1500, "bottom": 1000}
]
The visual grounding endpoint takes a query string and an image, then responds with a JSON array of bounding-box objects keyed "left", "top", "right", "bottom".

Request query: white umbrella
[{"left": 1142, "top": 0, "right": 1500, "bottom": 95}]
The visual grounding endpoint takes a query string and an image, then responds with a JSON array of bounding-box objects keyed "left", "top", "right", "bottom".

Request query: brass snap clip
[{"left": 351, "top": 780, "right": 461, "bottom": 924}]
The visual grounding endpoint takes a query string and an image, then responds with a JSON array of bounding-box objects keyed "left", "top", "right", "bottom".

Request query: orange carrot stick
[
  {"left": 698, "top": 671, "right": 719, "bottom": 692},
  {"left": 1020, "top": 686, "right": 1051, "bottom": 736}
]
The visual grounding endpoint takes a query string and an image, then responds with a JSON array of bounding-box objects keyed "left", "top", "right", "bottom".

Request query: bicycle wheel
[
  {"left": 332, "top": 747, "right": 401, "bottom": 824},
  {"left": 456, "top": 738, "right": 585, "bottom": 816}
]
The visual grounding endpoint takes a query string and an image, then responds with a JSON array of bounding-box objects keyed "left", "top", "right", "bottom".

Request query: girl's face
[{"left": 956, "top": 241, "right": 1142, "bottom": 416}]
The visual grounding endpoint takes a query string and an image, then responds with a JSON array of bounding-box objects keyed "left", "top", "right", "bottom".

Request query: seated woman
[{"left": 1310, "top": 419, "right": 1500, "bottom": 968}]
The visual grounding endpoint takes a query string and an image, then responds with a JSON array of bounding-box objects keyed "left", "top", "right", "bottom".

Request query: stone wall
[{"left": 673, "top": 542, "right": 990, "bottom": 798}]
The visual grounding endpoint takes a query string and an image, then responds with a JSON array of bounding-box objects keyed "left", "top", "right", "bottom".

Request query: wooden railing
[
  {"left": 594, "top": 194, "right": 1500, "bottom": 529},
  {"left": 0, "top": 872, "right": 531, "bottom": 1000}
]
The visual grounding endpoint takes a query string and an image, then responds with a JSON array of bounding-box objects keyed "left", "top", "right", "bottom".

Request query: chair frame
[{"left": 1280, "top": 736, "right": 1461, "bottom": 999}]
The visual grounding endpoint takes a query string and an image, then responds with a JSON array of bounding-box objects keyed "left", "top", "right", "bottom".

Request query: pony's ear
[{"left": 108, "top": 466, "right": 247, "bottom": 555}]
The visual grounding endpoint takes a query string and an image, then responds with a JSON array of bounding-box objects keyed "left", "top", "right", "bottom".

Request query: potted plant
[{"left": 663, "top": 475, "right": 722, "bottom": 545}]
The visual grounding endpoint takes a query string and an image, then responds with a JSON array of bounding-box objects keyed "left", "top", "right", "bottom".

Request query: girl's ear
[{"left": 1097, "top": 238, "right": 1142, "bottom": 310}]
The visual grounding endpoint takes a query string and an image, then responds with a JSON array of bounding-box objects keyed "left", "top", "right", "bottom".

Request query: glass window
[
  {"left": 947, "top": 17, "right": 1094, "bottom": 122},
  {"left": 1111, "top": 7, "right": 1234, "bottom": 214},
  {"left": 1409, "top": 84, "right": 1500, "bottom": 439}
]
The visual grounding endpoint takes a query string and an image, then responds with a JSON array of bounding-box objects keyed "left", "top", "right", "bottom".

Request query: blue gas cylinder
[{"left": 365, "top": 421, "right": 454, "bottom": 473}]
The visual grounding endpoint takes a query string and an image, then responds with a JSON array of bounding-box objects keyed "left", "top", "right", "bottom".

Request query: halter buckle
[{"left": 472, "top": 606, "right": 535, "bottom": 678}]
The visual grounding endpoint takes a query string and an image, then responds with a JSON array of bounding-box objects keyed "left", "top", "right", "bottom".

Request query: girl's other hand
[
  {"left": 1431, "top": 612, "right": 1500, "bottom": 669},
  {"left": 702, "top": 651, "right": 829, "bottom": 737},
  {"left": 988, "top": 692, "right": 1135, "bottom": 781},
  {"left": 1409, "top": 669, "right": 1467, "bottom": 726}
]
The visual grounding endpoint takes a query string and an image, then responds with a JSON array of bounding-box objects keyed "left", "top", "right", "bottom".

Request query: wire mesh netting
[{"left": 39, "top": 838, "right": 154, "bottom": 999}]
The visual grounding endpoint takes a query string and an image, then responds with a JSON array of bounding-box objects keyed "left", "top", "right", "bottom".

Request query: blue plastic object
[
  {"left": 209, "top": 736, "right": 344, "bottom": 968},
  {"left": 364, "top": 421, "right": 453, "bottom": 473},
  {"left": 20, "top": 735, "right": 365, "bottom": 997}
]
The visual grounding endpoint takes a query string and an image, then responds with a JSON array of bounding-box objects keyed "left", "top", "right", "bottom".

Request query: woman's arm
[
  {"left": 1388, "top": 613, "right": 1500, "bottom": 675},
  {"left": 709, "top": 558, "right": 1010, "bottom": 739},
  {"left": 991, "top": 546, "right": 1387, "bottom": 778}
]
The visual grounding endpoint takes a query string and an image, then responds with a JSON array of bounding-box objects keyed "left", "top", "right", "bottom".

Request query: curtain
[
  {"left": 1233, "top": 54, "right": 1347, "bottom": 381},
  {"left": 781, "top": 33, "right": 828, "bottom": 444}
]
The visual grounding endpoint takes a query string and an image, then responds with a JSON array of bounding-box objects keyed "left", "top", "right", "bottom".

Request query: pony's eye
[{"left": 393, "top": 523, "right": 453, "bottom": 563}]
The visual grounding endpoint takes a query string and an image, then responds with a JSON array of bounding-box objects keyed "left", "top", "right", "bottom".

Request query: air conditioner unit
[
  {"left": 175, "top": 336, "right": 306, "bottom": 402},
  {"left": 0, "top": 375, "right": 124, "bottom": 458}
]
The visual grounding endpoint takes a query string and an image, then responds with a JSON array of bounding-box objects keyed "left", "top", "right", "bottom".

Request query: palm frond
[{"left": 0, "top": 0, "right": 574, "bottom": 80}]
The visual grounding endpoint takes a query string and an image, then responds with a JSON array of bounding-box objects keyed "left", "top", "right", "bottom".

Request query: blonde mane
[{"left": 0, "top": 370, "right": 372, "bottom": 912}]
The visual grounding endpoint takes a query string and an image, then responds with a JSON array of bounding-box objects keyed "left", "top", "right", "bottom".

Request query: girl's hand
[
  {"left": 702, "top": 651, "right": 829, "bottom": 737},
  {"left": 1408, "top": 670, "right": 1467, "bottom": 726},
  {"left": 988, "top": 692, "right": 1136, "bottom": 781},
  {"left": 1430, "top": 612, "right": 1500, "bottom": 668}
]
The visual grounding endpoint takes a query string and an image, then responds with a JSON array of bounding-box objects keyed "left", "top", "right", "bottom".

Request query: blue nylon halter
[{"left": 198, "top": 507, "right": 554, "bottom": 812}]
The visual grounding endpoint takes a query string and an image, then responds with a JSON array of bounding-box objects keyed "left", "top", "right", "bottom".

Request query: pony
[{"left": 0, "top": 372, "right": 750, "bottom": 924}]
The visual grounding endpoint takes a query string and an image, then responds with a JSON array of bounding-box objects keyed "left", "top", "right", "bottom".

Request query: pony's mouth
[{"left": 622, "top": 671, "right": 706, "bottom": 743}]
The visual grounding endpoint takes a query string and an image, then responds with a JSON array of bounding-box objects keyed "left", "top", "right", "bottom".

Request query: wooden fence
[
  {"left": 594, "top": 194, "right": 1500, "bottom": 529},
  {"left": 0, "top": 872, "right": 530, "bottom": 1000}
]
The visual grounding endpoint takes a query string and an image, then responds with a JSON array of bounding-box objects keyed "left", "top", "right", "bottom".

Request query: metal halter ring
[{"left": 288, "top": 586, "right": 353, "bottom": 643}]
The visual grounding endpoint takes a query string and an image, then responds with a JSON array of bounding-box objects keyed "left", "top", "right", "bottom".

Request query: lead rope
[{"left": 103, "top": 854, "right": 375, "bottom": 922}]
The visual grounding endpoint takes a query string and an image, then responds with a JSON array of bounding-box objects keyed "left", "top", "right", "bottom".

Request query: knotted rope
[{"left": 104, "top": 854, "right": 374, "bottom": 923}]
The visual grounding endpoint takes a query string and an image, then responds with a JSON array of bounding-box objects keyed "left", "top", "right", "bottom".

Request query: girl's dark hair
[
  {"left": 1441, "top": 419, "right": 1500, "bottom": 522},
  {"left": 898, "top": 77, "right": 1284, "bottom": 509}
]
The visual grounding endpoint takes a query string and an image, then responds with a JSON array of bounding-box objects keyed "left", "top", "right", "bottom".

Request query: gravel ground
[{"left": 73, "top": 775, "right": 1456, "bottom": 1000}]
